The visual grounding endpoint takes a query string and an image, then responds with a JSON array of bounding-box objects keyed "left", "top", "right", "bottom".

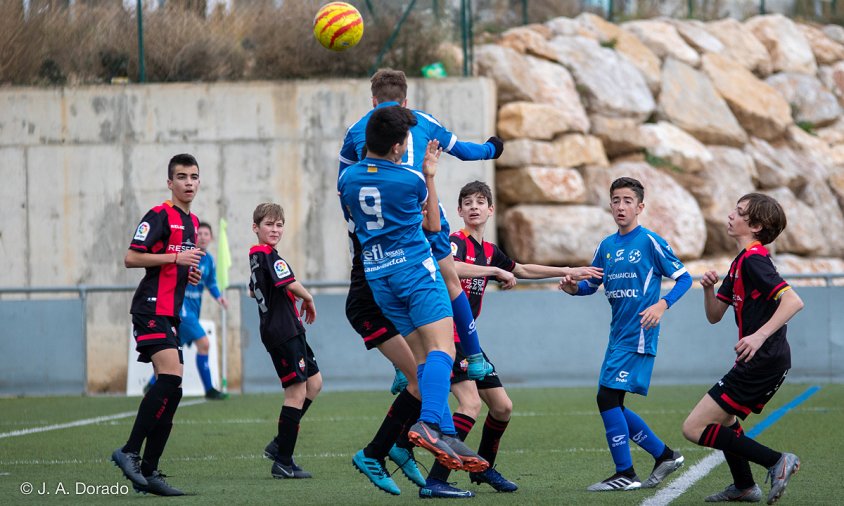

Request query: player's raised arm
[{"left": 421, "top": 140, "right": 442, "bottom": 232}]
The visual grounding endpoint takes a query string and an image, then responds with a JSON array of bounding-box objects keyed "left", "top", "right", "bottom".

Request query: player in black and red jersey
[
  {"left": 683, "top": 193, "right": 803, "bottom": 504},
  {"left": 111, "top": 154, "right": 204, "bottom": 496},
  {"left": 422, "top": 180, "right": 601, "bottom": 496},
  {"left": 248, "top": 202, "right": 323, "bottom": 480}
]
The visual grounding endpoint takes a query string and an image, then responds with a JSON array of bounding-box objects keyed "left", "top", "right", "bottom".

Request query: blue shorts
[
  {"left": 599, "top": 347, "right": 655, "bottom": 396},
  {"left": 368, "top": 256, "right": 453, "bottom": 337},
  {"left": 425, "top": 220, "right": 452, "bottom": 261},
  {"left": 178, "top": 318, "right": 206, "bottom": 346}
]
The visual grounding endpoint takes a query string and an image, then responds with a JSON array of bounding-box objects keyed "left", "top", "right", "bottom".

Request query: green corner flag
[{"left": 216, "top": 218, "right": 232, "bottom": 291}]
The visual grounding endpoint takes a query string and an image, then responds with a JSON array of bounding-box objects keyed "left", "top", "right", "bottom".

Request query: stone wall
[{"left": 478, "top": 13, "right": 844, "bottom": 276}]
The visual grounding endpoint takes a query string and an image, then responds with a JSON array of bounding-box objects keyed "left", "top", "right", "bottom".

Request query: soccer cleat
[
  {"left": 765, "top": 452, "right": 799, "bottom": 504},
  {"left": 705, "top": 484, "right": 763, "bottom": 502},
  {"left": 272, "top": 458, "right": 312, "bottom": 479},
  {"left": 205, "top": 388, "right": 228, "bottom": 400},
  {"left": 586, "top": 471, "right": 642, "bottom": 491},
  {"left": 642, "top": 450, "right": 685, "bottom": 488},
  {"left": 132, "top": 470, "right": 184, "bottom": 496},
  {"left": 388, "top": 445, "right": 426, "bottom": 487},
  {"left": 390, "top": 367, "right": 408, "bottom": 395},
  {"left": 470, "top": 465, "right": 518, "bottom": 492},
  {"left": 263, "top": 438, "right": 279, "bottom": 460},
  {"left": 466, "top": 353, "right": 493, "bottom": 380},
  {"left": 111, "top": 448, "right": 147, "bottom": 487},
  {"left": 419, "top": 478, "right": 475, "bottom": 499},
  {"left": 352, "top": 450, "right": 401, "bottom": 495},
  {"left": 442, "top": 434, "right": 489, "bottom": 472},
  {"left": 407, "top": 421, "right": 463, "bottom": 470}
]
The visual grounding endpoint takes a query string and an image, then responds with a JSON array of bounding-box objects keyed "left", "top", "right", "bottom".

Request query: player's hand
[
  {"left": 700, "top": 270, "right": 720, "bottom": 289},
  {"left": 558, "top": 276, "right": 578, "bottom": 294},
  {"left": 639, "top": 300, "right": 668, "bottom": 329},
  {"left": 496, "top": 269, "right": 517, "bottom": 290},
  {"left": 567, "top": 266, "right": 603, "bottom": 281},
  {"left": 300, "top": 298, "right": 316, "bottom": 324},
  {"left": 422, "top": 140, "right": 442, "bottom": 178},
  {"left": 218, "top": 296, "right": 229, "bottom": 310},
  {"left": 176, "top": 248, "right": 204, "bottom": 268},
  {"left": 187, "top": 268, "right": 202, "bottom": 286},
  {"left": 735, "top": 332, "right": 765, "bottom": 363},
  {"left": 486, "top": 136, "right": 504, "bottom": 159}
]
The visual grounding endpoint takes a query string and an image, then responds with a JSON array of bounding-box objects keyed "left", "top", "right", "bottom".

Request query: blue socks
[
  {"left": 623, "top": 408, "right": 666, "bottom": 458},
  {"left": 197, "top": 354, "right": 213, "bottom": 392},
  {"left": 600, "top": 407, "right": 632, "bottom": 472},
  {"left": 417, "top": 351, "right": 453, "bottom": 427},
  {"left": 451, "top": 293, "right": 481, "bottom": 356}
]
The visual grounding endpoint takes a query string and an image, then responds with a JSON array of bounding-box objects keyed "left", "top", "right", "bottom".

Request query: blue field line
[{"left": 746, "top": 385, "right": 822, "bottom": 438}]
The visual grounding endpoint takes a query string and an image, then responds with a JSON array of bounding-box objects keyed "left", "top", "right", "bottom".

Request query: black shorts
[
  {"left": 265, "top": 333, "right": 320, "bottom": 388},
  {"left": 451, "top": 349, "right": 503, "bottom": 390},
  {"left": 345, "top": 278, "right": 400, "bottom": 350},
  {"left": 132, "top": 314, "right": 183, "bottom": 364},
  {"left": 708, "top": 366, "right": 789, "bottom": 419}
]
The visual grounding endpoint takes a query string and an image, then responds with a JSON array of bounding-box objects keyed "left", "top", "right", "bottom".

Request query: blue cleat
[
  {"left": 466, "top": 353, "right": 493, "bottom": 380},
  {"left": 419, "top": 478, "right": 475, "bottom": 498},
  {"left": 470, "top": 465, "right": 518, "bottom": 492},
  {"left": 388, "top": 445, "right": 426, "bottom": 487},
  {"left": 390, "top": 367, "right": 408, "bottom": 395},
  {"left": 352, "top": 449, "right": 401, "bottom": 495}
]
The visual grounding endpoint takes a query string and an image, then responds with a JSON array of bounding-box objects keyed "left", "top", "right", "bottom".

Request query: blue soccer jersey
[
  {"left": 337, "top": 157, "right": 433, "bottom": 279},
  {"left": 582, "top": 226, "right": 687, "bottom": 355},
  {"left": 180, "top": 251, "right": 221, "bottom": 321}
]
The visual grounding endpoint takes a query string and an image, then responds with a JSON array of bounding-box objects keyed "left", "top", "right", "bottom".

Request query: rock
[
  {"left": 582, "top": 161, "right": 706, "bottom": 259},
  {"left": 475, "top": 45, "right": 534, "bottom": 104},
  {"left": 705, "top": 18, "right": 772, "bottom": 76},
  {"left": 798, "top": 177, "right": 844, "bottom": 256},
  {"left": 502, "top": 205, "right": 616, "bottom": 264},
  {"left": 683, "top": 256, "right": 735, "bottom": 279},
  {"left": 829, "top": 165, "right": 844, "bottom": 210},
  {"left": 745, "top": 14, "right": 817, "bottom": 75},
  {"left": 496, "top": 135, "right": 608, "bottom": 168},
  {"left": 589, "top": 115, "right": 648, "bottom": 157},
  {"left": 822, "top": 24, "right": 844, "bottom": 45},
  {"left": 770, "top": 254, "right": 844, "bottom": 286},
  {"left": 786, "top": 125, "right": 836, "bottom": 170},
  {"left": 499, "top": 26, "right": 558, "bottom": 62},
  {"left": 548, "top": 35, "right": 655, "bottom": 121},
  {"left": 766, "top": 73, "right": 842, "bottom": 128},
  {"left": 670, "top": 19, "right": 725, "bottom": 54},
  {"left": 496, "top": 139, "right": 559, "bottom": 167},
  {"left": 497, "top": 101, "right": 587, "bottom": 140},
  {"left": 639, "top": 121, "right": 714, "bottom": 174},
  {"left": 576, "top": 13, "right": 662, "bottom": 93},
  {"left": 496, "top": 167, "right": 587, "bottom": 204},
  {"left": 658, "top": 58, "right": 746, "bottom": 146},
  {"left": 761, "top": 187, "right": 825, "bottom": 255},
  {"left": 622, "top": 19, "right": 701, "bottom": 67},
  {"left": 798, "top": 24, "right": 844, "bottom": 65},
  {"left": 545, "top": 16, "right": 595, "bottom": 38},
  {"left": 701, "top": 53, "right": 792, "bottom": 141},
  {"left": 816, "top": 117, "right": 844, "bottom": 145},
  {"left": 818, "top": 62, "right": 844, "bottom": 107},
  {"left": 554, "top": 133, "right": 609, "bottom": 168},
  {"left": 745, "top": 137, "right": 809, "bottom": 191}
]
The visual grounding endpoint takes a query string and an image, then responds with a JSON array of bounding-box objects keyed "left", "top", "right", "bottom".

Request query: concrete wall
[{"left": 0, "top": 79, "right": 497, "bottom": 392}]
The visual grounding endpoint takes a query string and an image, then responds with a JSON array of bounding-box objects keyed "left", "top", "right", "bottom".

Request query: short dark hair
[
  {"left": 168, "top": 153, "right": 199, "bottom": 180},
  {"left": 253, "top": 203, "right": 285, "bottom": 226},
  {"left": 737, "top": 193, "right": 787, "bottom": 245},
  {"left": 458, "top": 181, "right": 494, "bottom": 207},
  {"left": 371, "top": 68, "right": 407, "bottom": 104},
  {"left": 198, "top": 221, "right": 213, "bottom": 235},
  {"left": 610, "top": 177, "right": 645, "bottom": 203},
  {"left": 365, "top": 106, "right": 417, "bottom": 156}
]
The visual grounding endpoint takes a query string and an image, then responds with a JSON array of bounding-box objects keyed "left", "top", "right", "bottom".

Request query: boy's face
[
  {"left": 458, "top": 193, "right": 493, "bottom": 228},
  {"left": 610, "top": 187, "right": 643, "bottom": 231},
  {"left": 252, "top": 216, "right": 284, "bottom": 247},
  {"left": 727, "top": 199, "right": 761, "bottom": 240},
  {"left": 168, "top": 164, "right": 200, "bottom": 204},
  {"left": 196, "top": 226, "right": 213, "bottom": 250}
]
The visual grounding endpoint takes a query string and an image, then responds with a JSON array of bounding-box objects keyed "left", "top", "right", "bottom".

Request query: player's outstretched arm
[
  {"left": 735, "top": 288, "right": 803, "bottom": 363},
  {"left": 700, "top": 270, "right": 729, "bottom": 324},
  {"left": 421, "top": 140, "right": 443, "bottom": 232},
  {"left": 448, "top": 136, "right": 503, "bottom": 161},
  {"left": 454, "top": 262, "right": 516, "bottom": 289},
  {"left": 286, "top": 280, "right": 316, "bottom": 324},
  {"left": 513, "top": 263, "right": 602, "bottom": 281}
]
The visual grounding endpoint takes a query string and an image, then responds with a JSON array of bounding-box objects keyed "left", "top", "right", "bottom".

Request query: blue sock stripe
[{"left": 451, "top": 293, "right": 481, "bottom": 356}]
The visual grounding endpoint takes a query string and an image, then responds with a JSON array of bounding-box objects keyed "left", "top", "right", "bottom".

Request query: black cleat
[
  {"left": 111, "top": 448, "right": 147, "bottom": 487},
  {"left": 205, "top": 388, "right": 228, "bottom": 400},
  {"left": 132, "top": 470, "right": 184, "bottom": 496},
  {"left": 264, "top": 438, "right": 279, "bottom": 460},
  {"left": 272, "top": 458, "right": 312, "bottom": 479}
]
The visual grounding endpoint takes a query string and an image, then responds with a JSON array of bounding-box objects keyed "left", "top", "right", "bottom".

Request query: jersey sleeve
[
  {"left": 129, "top": 208, "right": 167, "bottom": 252},
  {"left": 450, "top": 235, "right": 467, "bottom": 262},
  {"left": 647, "top": 233, "right": 688, "bottom": 280},
  {"left": 716, "top": 268, "right": 734, "bottom": 305},
  {"left": 204, "top": 254, "right": 222, "bottom": 299},
  {"left": 269, "top": 254, "right": 296, "bottom": 288},
  {"left": 744, "top": 255, "right": 790, "bottom": 301},
  {"left": 338, "top": 127, "right": 361, "bottom": 173},
  {"left": 490, "top": 244, "right": 516, "bottom": 272}
]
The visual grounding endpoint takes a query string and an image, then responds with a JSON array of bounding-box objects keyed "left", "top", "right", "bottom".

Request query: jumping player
[
  {"left": 682, "top": 193, "right": 802, "bottom": 504},
  {"left": 560, "top": 177, "right": 691, "bottom": 492}
]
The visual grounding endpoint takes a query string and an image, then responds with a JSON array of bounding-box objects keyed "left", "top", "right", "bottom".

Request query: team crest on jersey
[
  {"left": 450, "top": 242, "right": 458, "bottom": 257},
  {"left": 367, "top": 165, "right": 378, "bottom": 173},
  {"left": 298, "top": 358, "right": 306, "bottom": 371},
  {"left": 628, "top": 249, "right": 642, "bottom": 264},
  {"left": 459, "top": 358, "right": 468, "bottom": 372},
  {"left": 134, "top": 222, "right": 150, "bottom": 241},
  {"left": 274, "top": 260, "right": 291, "bottom": 278}
]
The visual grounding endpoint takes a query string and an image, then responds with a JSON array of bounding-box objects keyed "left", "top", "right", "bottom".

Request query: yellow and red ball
[{"left": 313, "top": 2, "right": 364, "bottom": 51}]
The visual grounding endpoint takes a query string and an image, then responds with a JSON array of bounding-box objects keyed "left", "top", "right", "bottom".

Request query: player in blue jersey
[
  {"left": 145, "top": 222, "right": 228, "bottom": 400},
  {"left": 560, "top": 177, "right": 692, "bottom": 492},
  {"left": 339, "top": 106, "right": 489, "bottom": 497}
]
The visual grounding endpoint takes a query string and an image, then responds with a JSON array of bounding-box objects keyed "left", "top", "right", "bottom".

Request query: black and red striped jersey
[
  {"left": 248, "top": 244, "right": 305, "bottom": 345},
  {"left": 129, "top": 200, "right": 199, "bottom": 317},
  {"left": 449, "top": 230, "right": 516, "bottom": 318},
  {"left": 717, "top": 242, "right": 792, "bottom": 372}
]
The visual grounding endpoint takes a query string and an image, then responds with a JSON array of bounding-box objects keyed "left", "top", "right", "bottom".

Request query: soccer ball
[{"left": 313, "top": 2, "right": 364, "bottom": 51}]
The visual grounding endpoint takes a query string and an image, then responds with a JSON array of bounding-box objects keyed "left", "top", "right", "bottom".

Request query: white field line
[{"left": 640, "top": 450, "right": 725, "bottom": 506}]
